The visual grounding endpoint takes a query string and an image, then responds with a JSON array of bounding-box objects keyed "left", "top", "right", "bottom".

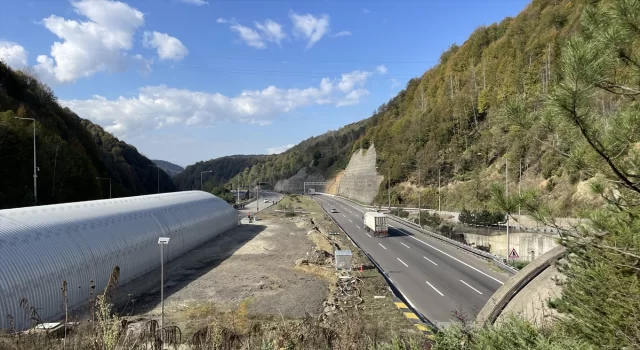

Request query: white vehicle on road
[
  {"left": 264, "top": 199, "right": 269, "bottom": 203},
  {"left": 363, "top": 212, "right": 389, "bottom": 237}
]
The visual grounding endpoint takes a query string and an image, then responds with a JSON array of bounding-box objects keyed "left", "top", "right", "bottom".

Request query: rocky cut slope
[{"left": 0, "top": 62, "right": 176, "bottom": 209}]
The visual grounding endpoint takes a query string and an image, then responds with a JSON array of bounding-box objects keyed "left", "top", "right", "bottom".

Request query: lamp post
[
  {"left": 201, "top": 170, "right": 212, "bottom": 191},
  {"left": 96, "top": 177, "right": 112, "bottom": 199},
  {"left": 149, "top": 165, "right": 160, "bottom": 193},
  {"left": 505, "top": 159, "right": 510, "bottom": 261},
  {"left": 15, "top": 117, "right": 38, "bottom": 204},
  {"left": 157, "top": 237, "right": 170, "bottom": 335}
]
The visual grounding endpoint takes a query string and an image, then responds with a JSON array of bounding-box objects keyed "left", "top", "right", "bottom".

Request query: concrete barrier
[{"left": 475, "top": 245, "right": 566, "bottom": 328}]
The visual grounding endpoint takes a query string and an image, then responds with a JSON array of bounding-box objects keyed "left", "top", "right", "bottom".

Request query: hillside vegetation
[
  {"left": 179, "top": 0, "right": 599, "bottom": 216},
  {"left": 0, "top": 62, "right": 175, "bottom": 209}
]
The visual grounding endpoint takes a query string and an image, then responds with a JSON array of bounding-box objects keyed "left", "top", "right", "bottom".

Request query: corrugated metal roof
[{"left": 0, "top": 191, "right": 238, "bottom": 330}]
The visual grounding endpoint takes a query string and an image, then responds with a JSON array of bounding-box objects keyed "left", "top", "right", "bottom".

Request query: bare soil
[{"left": 111, "top": 212, "right": 328, "bottom": 336}]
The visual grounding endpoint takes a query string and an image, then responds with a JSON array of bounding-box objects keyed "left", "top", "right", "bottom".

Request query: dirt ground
[
  {"left": 111, "top": 209, "right": 327, "bottom": 336},
  {"left": 108, "top": 193, "right": 416, "bottom": 340}
]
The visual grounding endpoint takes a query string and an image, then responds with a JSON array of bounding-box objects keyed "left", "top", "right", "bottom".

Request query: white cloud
[
  {"left": 230, "top": 24, "right": 266, "bottom": 49},
  {"left": 33, "top": 0, "right": 147, "bottom": 83},
  {"left": 59, "top": 68, "right": 378, "bottom": 137},
  {"left": 255, "top": 19, "right": 287, "bottom": 45},
  {"left": 222, "top": 19, "right": 286, "bottom": 49},
  {"left": 390, "top": 78, "right": 401, "bottom": 89},
  {"left": 337, "top": 89, "right": 369, "bottom": 107},
  {"left": 181, "top": 0, "right": 208, "bottom": 5},
  {"left": 0, "top": 41, "right": 28, "bottom": 69},
  {"left": 267, "top": 144, "right": 294, "bottom": 154},
  {"left": 337, "top": 70, "right": 371, "bottom": 93},
  {"left": 363, "top": 8, "right": 371, "bottom": 14},
  {"left": 289, "top": 11, "right": 330, "bottom": 49},
  {"left": 143, "top": 31, "right": 188, "bottom": 61},
  {"left": 376, "top": 65, "right": 388, "bottom": 74},
  {"left": 331, "top": 31, "right": 351, "bottom": 37}
]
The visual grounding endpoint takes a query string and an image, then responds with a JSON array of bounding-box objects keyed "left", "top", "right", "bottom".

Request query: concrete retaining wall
[
  {"left": 274, "top": 167, "right": 325, "bottom": 193},
  {"left": 336, "top": 144, "right": 383, "bottom": 204},
  {"left": 464, "top": 231, "right": 560, "bottom": 262}
]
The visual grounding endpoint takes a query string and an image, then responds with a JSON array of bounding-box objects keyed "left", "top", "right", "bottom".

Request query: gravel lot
[{"left": 112, "top": 213, "right": 328, "bottom": 335}]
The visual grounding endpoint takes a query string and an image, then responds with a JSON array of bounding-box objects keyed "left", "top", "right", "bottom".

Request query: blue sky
[{"left": 0, "top": 0, "right": 529, "bottom": 167}]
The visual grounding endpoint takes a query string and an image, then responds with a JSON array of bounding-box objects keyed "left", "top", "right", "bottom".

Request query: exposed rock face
[
  {"left": 336, "top": 144, "right": 384, "bottom": 204},
  {"left": 274, "top": 167, "right": 325, "bottom": 193}
]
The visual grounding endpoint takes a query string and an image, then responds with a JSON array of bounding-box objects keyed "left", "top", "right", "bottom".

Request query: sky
[{"left": 0, "top": 0, "right": 530, "bottom": 167}]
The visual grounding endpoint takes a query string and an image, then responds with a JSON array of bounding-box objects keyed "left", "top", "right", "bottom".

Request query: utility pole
[
  {"left": 519, "top": 159, "right": 522, "bottom": 217},
  {"left": 237, "top": 177, "right": 240, "bottom": 203},
  {"left": 438, "top": 166, "right": 441, "bottom": 213},
  {"left": 15, "top": 117, "right": 37, "bottom": 204},
  {"left": 418, "top": 167, "right": 421, "bottom": 228},
  {"left": 96, "top": 177, "right": 112, "bottom": 199},
  {"left": 201, "top": 170, "right": 212, "bottom": 191},
  {"left": 149, "top": 165, "right": 160, "bottom": 194},
  {"left": 506, "top": 159, "right": 510, "bottom": 261},
  {"left": 256, "top": 181, "right": 260, "bottom": 212}
]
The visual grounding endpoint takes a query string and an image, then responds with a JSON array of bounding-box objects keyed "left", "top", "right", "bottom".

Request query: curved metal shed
[{"left": 0, "top": 191, "right": 237, "bottom": 330}]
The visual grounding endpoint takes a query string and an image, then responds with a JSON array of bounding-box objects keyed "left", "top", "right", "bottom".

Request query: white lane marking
[
  {"left": 426, "top": 281, "right": 444, "bottom": 296},
  {"left": 395, "top": 227, "right": 504, "bottom": 285},
  {"left": 356, "top": 225, "right": 361, "bottom": 229},
  {"left": 366, "top": 233, "right": 371, "bottom": 237},
  {"left": 397, "top": 258, "right": 408, "bottom": 267},
  {"left": 400, "top": 242, "right": 410, "bottom": 249},
  {"left": 349, "top": 219, "right": 352, "bottom": 223},
  {"left": 342, "top": 214, "right": 346, "bottom": 218},
  {"left": 423, "top": 256, "right": 438, "bottom": 266},
  {"left": 379, "top": 243, "right": 387, "bottom": 249},
  {"left": 460, "top": 280, "right": 483, "bottom": 294}
]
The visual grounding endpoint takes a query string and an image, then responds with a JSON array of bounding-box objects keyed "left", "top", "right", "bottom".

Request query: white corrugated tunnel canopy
[{"left": 0, "top": 191, "right": 238, "bottom": 331}]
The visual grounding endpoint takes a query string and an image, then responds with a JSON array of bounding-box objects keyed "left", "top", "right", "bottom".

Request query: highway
[
  {"left": 236, "top": 191, "right": 282, "bottom": 219},
  {"left": 315, "top": 194, "right": 510, "bottom": 326}
]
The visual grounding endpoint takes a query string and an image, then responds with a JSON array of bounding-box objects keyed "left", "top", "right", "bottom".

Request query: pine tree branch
[
  {"left": 565, "top": 88, "right": 640, "bottom": 195},
  {"left": 595, "top": 81, "right": 640, "bottom": 96}
]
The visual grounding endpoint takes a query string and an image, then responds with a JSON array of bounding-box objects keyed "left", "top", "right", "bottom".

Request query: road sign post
[{"left": 509, "top": 247, "right": 519, "bottom": 259}]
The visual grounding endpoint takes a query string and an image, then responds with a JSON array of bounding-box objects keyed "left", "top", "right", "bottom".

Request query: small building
[{"left": 335, "top": 250, "right": 353, "bottom": 271}]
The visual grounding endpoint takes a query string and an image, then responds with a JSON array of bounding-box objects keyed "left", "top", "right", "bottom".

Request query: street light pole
[
  {"left": 149, "top": 165, "right": 160, "bottom": 194},
  {"left": 15, "top": 117, "right": 37, "bottom": 204},
  {"left": 438, "top": 166, "right": 441, "bottom": 214},
  {"left": 506, "top": 159, "right": 510, "bottom": 261},
  {"left": 418, "top": 167, "right": 421, "bottom": 228},
  {"left": 96, "top": 177, "right": 112, "bottom": 199},
  {"left": 201, "top": 170, "right": 212, "bottom": 191},
  {"left": 157, "top": 237, "right": 170, "bottom": 337}
]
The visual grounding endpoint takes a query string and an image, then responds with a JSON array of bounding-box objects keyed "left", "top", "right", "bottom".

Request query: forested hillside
[
  {"left": 0, "top": 62, "right": 175, "bottom": 209},
  {"left": 152, "top": 159, "right": 184, "bottom": 177},
  {"left": 179, "top": 0, "right": 593, "bottom": 214}
]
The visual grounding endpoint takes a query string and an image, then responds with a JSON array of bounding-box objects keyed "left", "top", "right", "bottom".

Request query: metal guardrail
[
  {"left": 386, "top": 214, "right": 518, "bottom": 275},
  {"left": 320, "top": 193, "right": 518, "bottom": 275}
]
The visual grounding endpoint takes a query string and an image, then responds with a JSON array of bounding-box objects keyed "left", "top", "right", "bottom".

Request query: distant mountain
[
  {"left": 0, "top": 61, "right": 176, "bottom": 209},
  {"left": 153, "top": 159, "right": 184, "bottom": 177}
]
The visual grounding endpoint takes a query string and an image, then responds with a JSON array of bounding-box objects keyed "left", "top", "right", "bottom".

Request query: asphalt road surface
[
  {"left": 236, "top": 191, "right": 282, "bottom": 219},
  {"left": 315, "top": 194, "right": 509, "bottom": 326}
]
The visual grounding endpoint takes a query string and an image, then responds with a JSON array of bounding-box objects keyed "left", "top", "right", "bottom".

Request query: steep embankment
[{"left": 0, "top": 62, "right": 175, "bottom": 209}]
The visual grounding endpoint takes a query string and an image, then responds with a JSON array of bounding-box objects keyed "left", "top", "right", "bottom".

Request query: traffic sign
[{"left": 509, "top": 248, "right": 519, "bottom": 259}]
